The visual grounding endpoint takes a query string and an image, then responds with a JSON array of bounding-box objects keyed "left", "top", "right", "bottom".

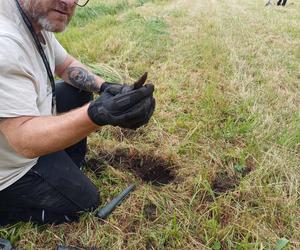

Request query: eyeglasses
[{"left": 75, "top": 0, "right": 90, "bottom": 7}]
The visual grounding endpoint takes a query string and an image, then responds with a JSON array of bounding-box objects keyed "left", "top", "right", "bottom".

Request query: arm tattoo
[{"left": 67, "top": 67, "right": 100, "bottom": 92}]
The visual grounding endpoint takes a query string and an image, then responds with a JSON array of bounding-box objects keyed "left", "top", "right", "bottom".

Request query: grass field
[{"left": 1, "top": 0, "right": 300, "bottom": 249}]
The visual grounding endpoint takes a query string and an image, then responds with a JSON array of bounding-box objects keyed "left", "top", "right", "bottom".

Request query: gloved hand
[
  {"left": 99, "top": 72, "right": 148, "bottom": 94},
  {"left": 88, "top": 83, "right": 155, "bottom": 129}
]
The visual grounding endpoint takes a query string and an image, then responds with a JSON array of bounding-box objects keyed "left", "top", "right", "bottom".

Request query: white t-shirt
[{"left": 0, "top": 0, "right": 68, "bottom": 190}]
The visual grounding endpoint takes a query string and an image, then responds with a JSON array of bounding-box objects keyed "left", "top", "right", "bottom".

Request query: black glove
[
  {"left": 99, "top": 81, "right": 124, "bottom": 94},
  {"left": 99, "top": 72, "right": 148, "bottom": 94},
  {"left": 121, "top": 95, "right": 155, "bottom": 129},
  {"left": 88, "top": 84, "right": 155, "bottom": 129}
]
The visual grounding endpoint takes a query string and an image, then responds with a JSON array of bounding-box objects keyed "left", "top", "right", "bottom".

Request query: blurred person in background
[{"left": 277, "top": 0, "right": 288, "bottom": 6}]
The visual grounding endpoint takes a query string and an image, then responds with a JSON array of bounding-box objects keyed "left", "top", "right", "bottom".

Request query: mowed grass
[{"left": 1, "top": 0, "right": 300, "bottom": 249}]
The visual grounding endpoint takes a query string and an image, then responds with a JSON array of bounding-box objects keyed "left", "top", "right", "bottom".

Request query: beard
[
  {"left": 22, "top": 0, "right": 73, "bottom": 32},
  {"left": 38, "top": 17, "right": 57, "bottom": 32},
  {"left": 37, "top": 15, "right": 69, "bottom": 32}
]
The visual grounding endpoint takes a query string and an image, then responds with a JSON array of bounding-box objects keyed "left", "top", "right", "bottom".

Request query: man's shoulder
[
  {"left": 0, "top": 21, "right": 25, "bottom": 45},
  {"left": 0, "top": 0, "right": 25, "bottom": 43},
  {"left": 0, "top": 20, "right": 24, "bottom": 46},
  {"left": 0, "top": 22, "right": 32, "bottom": 62},
  {"left": 0, "top": 34, "right": 33, "bottom": 72}
]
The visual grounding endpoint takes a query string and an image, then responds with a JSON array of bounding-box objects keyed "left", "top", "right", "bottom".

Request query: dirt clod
[
  {"left": 94, "top": 148, "right": 177, "bottom": 186},
  {"left": 211, "top": 156, "right": 254, "bottom": 194},
  {"left": 143, "top": 203, "right": 157, "bottom": 221},
  {"left": 211, "top": 172, "right": 238, "bottom": 194},
  {"left": 212, "top": 163, "right": 253, "bottom": 194}
]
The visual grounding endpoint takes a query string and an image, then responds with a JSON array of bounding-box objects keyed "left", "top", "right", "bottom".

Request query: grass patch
[
  {"left": 70, "top": 0, "right": 130, "bottom": 27},
  {"left": 3, "top": 0, "right": 300, "bottom": 249}
]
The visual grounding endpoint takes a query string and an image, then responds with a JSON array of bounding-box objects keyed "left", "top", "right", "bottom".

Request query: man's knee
[
  {"left": 82, "top": 187, "right": 100, "bottom": 212},
  {"left": 89, "top": 189, "right": 100, "bottom": 210}
]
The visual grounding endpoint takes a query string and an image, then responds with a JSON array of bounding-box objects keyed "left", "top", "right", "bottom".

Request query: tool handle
[
  {"left": 0, "top": 239, "right": 13, "bottom": 250},
  {"left": 97, "top": 184, "right": 135, "bottom": 219}
]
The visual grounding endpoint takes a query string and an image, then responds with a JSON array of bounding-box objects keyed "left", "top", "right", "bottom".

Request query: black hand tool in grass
[{"left": 96, "top": 184, "right": 136, "bottom": 219}]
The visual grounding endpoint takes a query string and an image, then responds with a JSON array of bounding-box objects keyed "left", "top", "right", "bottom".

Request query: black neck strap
[{"left": 14, "top": 0, "right": 57, "bottom": 115}]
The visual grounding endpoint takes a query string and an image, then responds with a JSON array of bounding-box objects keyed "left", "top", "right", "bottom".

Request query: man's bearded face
[{"left": 22, "top": 0, "right": 76, "bottom": 32}]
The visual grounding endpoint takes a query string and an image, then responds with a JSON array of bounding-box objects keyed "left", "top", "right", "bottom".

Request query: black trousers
[
  {"left": 0, "top": 82, "right": 99, "bottom": 225},
  {"left": 277, "top": 0, "right": 287, "bottom": 5}
]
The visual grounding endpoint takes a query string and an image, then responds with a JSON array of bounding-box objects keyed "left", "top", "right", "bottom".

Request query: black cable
[{"left": 14, "top": 0, "right": 57, "bottom": 114}]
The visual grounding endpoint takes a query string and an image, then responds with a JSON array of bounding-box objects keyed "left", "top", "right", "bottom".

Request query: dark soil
[
  {"left": 90, "top": 148, "right": 177, "bottom": 186},
  {"left": 211, "top": 156, "right": 254, "bottom": 194},
  {"left": 143, "top": 203, "right": 157, "bottom": 221},
  {"left": 211, "top": 172, "right": 238, "bottom": 194},
  {"left": 86, "top": 158, "right": 106, "bottom": 175},
  {"left": 244, "top": 156, "right": 255, "bottom": 176}
]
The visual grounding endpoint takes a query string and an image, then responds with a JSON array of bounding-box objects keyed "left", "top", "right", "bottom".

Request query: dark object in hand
[
  {"left": 133, "top": 72, "right": 148, "bottom": 90},
  {"left": 96, "top": 184, "right": 135, "bottom": 219},
  {"left": 0, "top": 239, "right": 13, "bottom": 250},
  {"left": 88, "top": 81, "right": 155, "bottom": 129}
]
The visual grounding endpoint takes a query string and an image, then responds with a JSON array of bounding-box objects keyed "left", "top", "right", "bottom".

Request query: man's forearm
[
  {"left": 56, "top": 56, "right": 105, "bottom": 92},
  {"left": 0, "top": 105, "right": 99, "bottom": 159}
]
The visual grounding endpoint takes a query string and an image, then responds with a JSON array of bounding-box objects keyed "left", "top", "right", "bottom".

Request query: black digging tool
[
  {"left": 96, "top": 184, "right": 136, "bottom": 219},
  {"left": 0, "top": 239, "right": 13, "bottom": 250}
]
